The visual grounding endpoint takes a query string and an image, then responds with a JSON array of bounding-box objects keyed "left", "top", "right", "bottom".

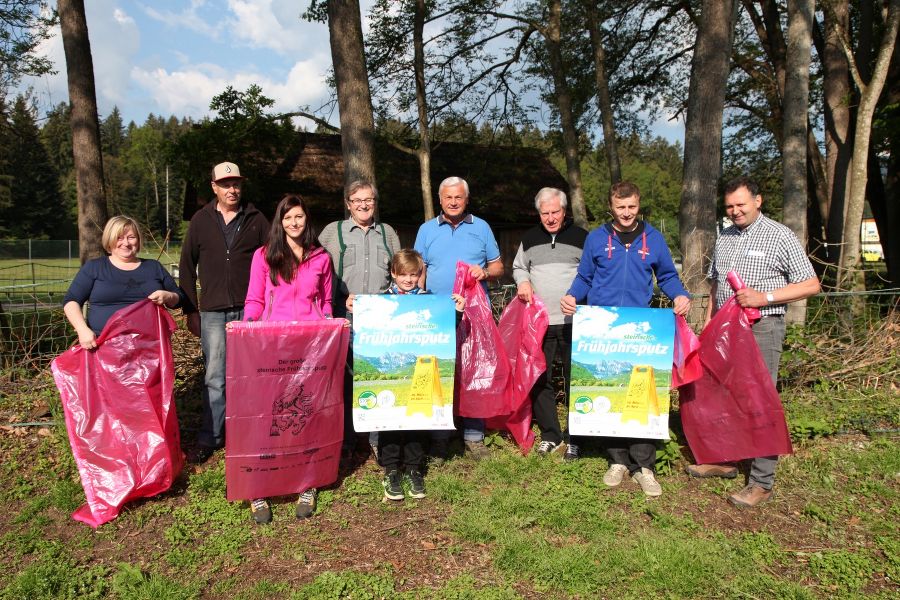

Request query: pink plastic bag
[
  {"left": 672, "top": 315, "right": 702, "bottom": 387},
  {"left": 51, "top": 300, "right": 183, "bottom": 527},
  {"left": 452, "top": 262, "right": 512, "bottom": 418},
  {"left": 679, "top": 297, "right": 793, "bottom": 464},
  {"left": 486, "top": 296, "right": 549, "bottom": 453},
  {"left": 225, "top": 320, "right": 350, "bottom": 501}
]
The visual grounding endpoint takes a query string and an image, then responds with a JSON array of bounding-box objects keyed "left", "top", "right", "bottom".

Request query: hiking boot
[
  {"left": 536, "top": 441, "right": 561, "bottom": 456},
  {"left": 295, "top": 488, "right": 317, "bottom": 519},
  {"left": 602, "top": 463, "right": 629, "bottom": 487},
  {"left": 632, "top": 468, "right": 663, "bottom": 497},
  {"left": 728, "top": 484, "right": 773, "bottom": 508},
  {"left": 250, "top": 498, "right": 272, "bottom": 524},
  {"left": 383, "top": 470, "right": 404, "bottom": 501},
  {"left": 464, "top": 440, "right": 491, "bottom": 461},
  {"left": 429, "top": 438, "right": 449, "bottom": 466},
  {"left": 407, "top": 469, "right": 427, "bottom": 499},
  {"left": 563, "top": 443, "right": 581, "bottom": 462},
  {"left": 685, "top": 463, "right": 738, "bottom": 479}
]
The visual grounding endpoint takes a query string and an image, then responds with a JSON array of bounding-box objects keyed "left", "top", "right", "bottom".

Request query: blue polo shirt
[{"left": 414, "top": 213, "right": 501, "bottom": 294}]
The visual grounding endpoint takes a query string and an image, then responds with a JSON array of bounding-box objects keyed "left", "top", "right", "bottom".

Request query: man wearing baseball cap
[{"left": 180, "top": 162, "right": 269, "bottom": 463}]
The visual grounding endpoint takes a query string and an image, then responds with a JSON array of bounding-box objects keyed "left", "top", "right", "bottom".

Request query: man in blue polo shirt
[{"left": 414, "top": 176, "right": 504, "bottom": 461}]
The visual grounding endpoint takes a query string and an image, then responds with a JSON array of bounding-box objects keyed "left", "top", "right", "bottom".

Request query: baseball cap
[{"left": 212, "top": 162, "right": 244, "bottom": 182}]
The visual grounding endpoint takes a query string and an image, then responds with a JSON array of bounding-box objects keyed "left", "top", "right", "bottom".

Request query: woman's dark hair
[{"left": 265, "top": 194, "right": 320, "bottom": 285}]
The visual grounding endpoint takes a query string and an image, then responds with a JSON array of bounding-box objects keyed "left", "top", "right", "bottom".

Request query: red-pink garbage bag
[
  {"left": 225, "top": 320, "right": 349, "bottom": 501},
  {"left": 679, "top": 297, "right": 793, "bottom": 464},
  {"left": 51, "top": 300, "right": 183, "bottom": 527},
  {"left": 726, "top": 270, "right": 761, "bottom": 322},
  {"left": 486, "top": 295, "right": 549, "bottom": 454},
  {"left": 672, "top": 315, "right": 702, "bottom": 387},
  {"left": 453, "top": 262, "right": 512, "bottom": 418}
]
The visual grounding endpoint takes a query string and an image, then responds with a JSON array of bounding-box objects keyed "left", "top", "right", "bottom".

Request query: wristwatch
[{"left": 765, "top": 292, "right": 775, "bottom": 304}]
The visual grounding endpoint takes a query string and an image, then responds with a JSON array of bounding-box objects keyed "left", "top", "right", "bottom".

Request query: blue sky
[{"left": 19, "top": 0, "right": 685, "bottom": 143}]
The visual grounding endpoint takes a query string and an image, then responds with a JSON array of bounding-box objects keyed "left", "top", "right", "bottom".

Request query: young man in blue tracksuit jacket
[{"left": 561, "top": 181, "right": 690, "bottom": 498}]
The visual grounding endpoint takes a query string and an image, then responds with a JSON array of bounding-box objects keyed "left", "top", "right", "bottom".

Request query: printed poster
[
  {"left": 352, "top": 295, "right": 457, "bottom": 432},
  {"left": 225, "top": 320, "right": 350, "bottom": 501},
  {"left": 568, "top": 305, "right": 675, "bottom": 440}
]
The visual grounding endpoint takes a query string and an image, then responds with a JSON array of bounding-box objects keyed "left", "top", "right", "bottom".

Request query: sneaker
[
  {"left": 250, "top": 498, "right": 272, "bottom": 524},
  {"left": 632, "top": 468, "right": 663, "bottom": 497},
  {"left": 295, "top": 488, "right": 317, "bottom": 519},
  {"left": 429, "top": 438, "right": 449, "bottom": 466},
  {"left": 383, "top": 470, "right": 404, "bottom": 501},
  {"left": 602, "top": 463, "right": 629, "bottom": 487},
  {"left": 536, "top": 441, "right": 561, "bottom": 456},
  {"left": 728, "top": 484, "right": 773, "bottom": 508},
  {"left": 685, "top": 463, "right": 738, "bottom": 479},
  {"left": 464, "top": 440, "right": 491, "bottom": 461},
  {"left": 407, "top": 469, "right": 426, "bottom": 499},
  {"left": 563, "top": 443, "right": 581, "bottom": 461}
]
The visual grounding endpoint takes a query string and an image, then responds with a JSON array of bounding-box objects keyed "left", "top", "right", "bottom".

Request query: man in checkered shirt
[{"left": 685, "top": 176, "right": 821, "bottom": 508}]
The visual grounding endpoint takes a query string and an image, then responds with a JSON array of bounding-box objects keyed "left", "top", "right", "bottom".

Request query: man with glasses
[
  {"left": 180, "top": 162, "right": 269, "bottom": 463},
  {"left": 319, "top": 180, "right": 402, "bottom": 459}
]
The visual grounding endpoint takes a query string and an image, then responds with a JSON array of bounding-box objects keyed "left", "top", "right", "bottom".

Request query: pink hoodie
[{"left": 243, "top": 246, "right": 333, "bottom": 322}]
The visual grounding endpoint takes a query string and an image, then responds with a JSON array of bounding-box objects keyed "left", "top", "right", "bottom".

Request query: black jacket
[{"left": 179, "top": 201, "right": 269, "bottom": 313}]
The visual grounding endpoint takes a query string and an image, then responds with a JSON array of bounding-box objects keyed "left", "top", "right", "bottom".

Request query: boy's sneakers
[
  {"left": 602, "top": 463, "right": 629, "bottom": 487},
  {"left": 250, "top": 498, "right": 272, "bottom": 524},
  {"left": 407, "top": 469, "right": 427, "bottom": 499},
  {"left": 536, "top": 441, "right": 561, "bottom": 456},
  {"left": 563, "top": 443, "right": 581, "bottom": 462},
  {"left": 383, "top": 470, "right": 404, "bottom": 501},
  {"left": 464, "top": 440, "right": 491, "bottom": 461},
  {"left": 632, "top": 468, "right": 663, "bottom": 497},
  {"left": 295, "top": 488, "right": 317, "bottom": 519}
]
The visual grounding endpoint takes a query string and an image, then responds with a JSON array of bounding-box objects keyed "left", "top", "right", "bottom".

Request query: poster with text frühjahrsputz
[
  {"left": 569, "top": 305, "right": 675, "bottom": 440},
  {"left": 352, "top": 294, "right": 456, "bottom": 432}
]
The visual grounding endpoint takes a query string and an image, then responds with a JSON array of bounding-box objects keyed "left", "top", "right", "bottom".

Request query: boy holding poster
[
  {"left": 561, "top": 182, "right": 690, "bottom": 497},
  {"left": 349, "top": 250, "right": 464, "bottom": 500}
]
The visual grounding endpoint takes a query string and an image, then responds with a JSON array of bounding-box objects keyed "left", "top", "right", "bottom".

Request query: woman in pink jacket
[{"left": 242, "top": 193, "right": 333, "bottom": 524}]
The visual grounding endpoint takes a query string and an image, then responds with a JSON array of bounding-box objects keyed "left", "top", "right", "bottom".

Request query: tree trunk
[
  {"left": 822, "top": 1, "right": 851, "bottom": 267},
  {"left": 414, "top": 0, "right": 434, "bottom": 221},
  {"left": 782, "top": 0, "right": 813, "bottom": 324},
  {"left": 547, "top": 0, "right": 588, "bottom": 229},
  {"left": 586, "top": 1, "right": 621, "bottom": 184},
  {"left": 58, "top": 0, "right": 107, "bottom": 263},
  {"left": 679, "top": 0, "right": 738, "bottom": 320},
  {"left": 328, "top": 0, "right": 377, "bottom": 191},
  {"left": 837, "top": 0, "right": 900, "bottom": 291}
]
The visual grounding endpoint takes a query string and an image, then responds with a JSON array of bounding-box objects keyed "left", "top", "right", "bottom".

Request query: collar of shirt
[
  {"left": 389, "top": 284, "right": 422, "bottom": 294},
  {"left": 438, "top": 213, "right": 474, "bottom": 227},
  {"left": 347, "top": 218, "right": 378, "bottom": 232}
]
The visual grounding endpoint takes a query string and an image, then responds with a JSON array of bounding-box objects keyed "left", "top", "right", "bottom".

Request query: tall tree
[
  {"left": 58, "top": 0, "right": 106, "bottom": 262},
  {"left": 327, "top": 0, "right": 377, "bottom": 189},
  {"left": 679, "top": 0, "right": 738, "bottom": 308},
  {"left": 585, "top": 0, "right": 620, "bottom": 183},
  {"left": 835, "top": 0, "right": 900, "bottom": 290}
]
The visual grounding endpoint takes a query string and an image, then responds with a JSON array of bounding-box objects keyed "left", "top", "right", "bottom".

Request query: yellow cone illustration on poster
[
  {"left": 407, "top": 356, "right": 441, "bottom": 417},
  {"left": 568, "top": 306, "right": 675, "bottom": 440},
  {"left": 351, "top": 295, "right": 457, "bottom": 432},
  {"left": 621, "top": 366, "right": 659, "bottom": 425}
]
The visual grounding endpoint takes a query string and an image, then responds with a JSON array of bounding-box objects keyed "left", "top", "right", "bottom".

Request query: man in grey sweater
[{"left": 512, "top": 188, "right": 587, "bottom": 460}]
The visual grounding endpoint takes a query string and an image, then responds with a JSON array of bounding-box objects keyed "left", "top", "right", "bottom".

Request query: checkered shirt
[{"left": 708, "top": 214, "right": 816, "bottom": 316}]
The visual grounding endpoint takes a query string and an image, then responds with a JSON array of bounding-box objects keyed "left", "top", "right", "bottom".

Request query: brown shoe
[
  {"left": 685, "top": 463, "right": 738, "bottom": 479},
  {"left": 464, "top": 440, "right": 491, "bottom": 461},
  {"left": 728, "top": 484, "right": 773, "bottom": 508}
]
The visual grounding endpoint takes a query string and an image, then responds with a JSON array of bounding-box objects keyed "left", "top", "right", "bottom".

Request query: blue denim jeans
[
  {"left": 197, "top": 309, "right": 243, "bottom": 448},
  {"left": 462, "top": 417, "right": 484, "bottom": 442}
]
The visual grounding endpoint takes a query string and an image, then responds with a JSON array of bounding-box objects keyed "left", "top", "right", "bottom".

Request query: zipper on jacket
[
  {"left": 313, "top": 294, "right": 326, "bottom": 319},
  {"left": 266, "top": 290, "right": 274, "bottom": 321}
]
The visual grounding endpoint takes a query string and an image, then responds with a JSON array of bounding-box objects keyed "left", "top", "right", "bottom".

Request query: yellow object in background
[
  {"left": 621, "top": 365, "right": 659, "bottom": 425},
  {"left": 407, "top": 356, "right": 442, "bottom": 417}
]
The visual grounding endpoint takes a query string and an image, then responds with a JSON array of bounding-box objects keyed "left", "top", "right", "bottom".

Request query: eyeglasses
[{"left": 348, "top": 198, "right": 375, "bottom": 206}]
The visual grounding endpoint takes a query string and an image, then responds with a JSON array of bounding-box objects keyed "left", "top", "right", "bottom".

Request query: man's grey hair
[
  {"left": 345, "top": 180, "right": 378, "bottom": 201},
  {"left": 534, "top": 187, "right": 567, "bottom": 211},
  {"left": 438, "top": 176, "right": 469, "bottom": 198}
]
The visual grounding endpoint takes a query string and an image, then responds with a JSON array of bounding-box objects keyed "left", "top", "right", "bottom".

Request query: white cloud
[
  {"left": 130, "top": 56, "right": 329, "bottom": 119},
  {"left": 225, "top": 0, "right": 311, "bottom": 55},
  {"left": 354, "top": 296, "right": 435, "bottom": 332}
]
